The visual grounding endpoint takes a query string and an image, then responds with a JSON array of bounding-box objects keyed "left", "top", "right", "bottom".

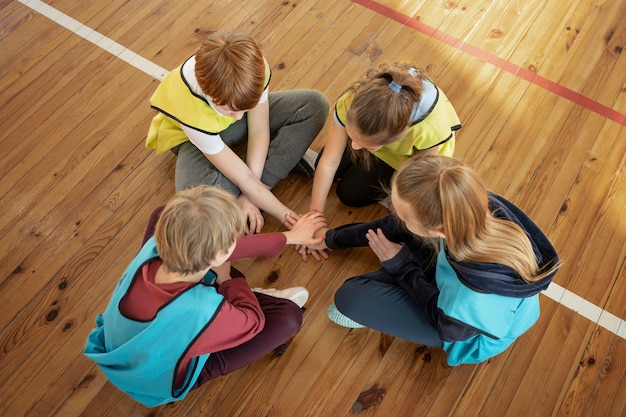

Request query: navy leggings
[{"left": 334, "top": 269, "right": 443, "bottom": 348}]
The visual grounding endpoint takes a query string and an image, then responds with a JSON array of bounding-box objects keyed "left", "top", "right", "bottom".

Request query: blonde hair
[
  {"left": 154, "top": 185, "right": 245, "bottom": 275},
  {"left": 195, "top": 31, "right": 265, "bottom": 111},
  {"left": 393, "top": 155, "right": 558, "bottom": 283}
]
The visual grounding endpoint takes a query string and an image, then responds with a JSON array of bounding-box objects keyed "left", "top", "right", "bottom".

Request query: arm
[
  {"left": 182, "top": 115, "right": 282, "bottom": 232},
  {"left": 310, "top": 119, "right": 349, "bottom": 213},
  {"left": 236, "top": 99, "right": 271, "bottom": 232},
  {"left": 174, "top": 272, "right": 266, "bottom": 388},
  {"left": 324, "top": 215, "right": 407, "bottom": 250},
  {"left": 188, "top": 276, "right": 265, "bottom": 356},
  {"left": 244, "top": 99, "right": 271, "bottom": 179},
  {"left": 230, "top": 99, "right": 270, "bottom": 233},
  {"left": 228, "top": 212, "right": 327, "bottom": 259},
  {"left": 302, "top": 215, "right": 409, "bottom": 259},
  {"left": 205, "top": 145, "right": 292, "bottom": 226},
  {"left": 229, "top": 233, "right": 287, "bottom": 260}
]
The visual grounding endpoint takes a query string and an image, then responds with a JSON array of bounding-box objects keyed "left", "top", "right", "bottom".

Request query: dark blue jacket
[{"left": 325, "top": 194, "right": 559, "bottom": 345}]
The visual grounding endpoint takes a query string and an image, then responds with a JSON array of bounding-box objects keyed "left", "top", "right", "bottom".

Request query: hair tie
[{"left": 388, "top": 81, "right": 402, "bottom": 93}]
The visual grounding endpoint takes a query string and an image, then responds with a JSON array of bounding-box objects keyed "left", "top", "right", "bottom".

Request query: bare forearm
[
  {"left": 241, "top": 178, "right": 291, "bottom": 224},
  {"left": 246, "top": 100, "right": 271, "bottom": 179},
  {"left": 245, "top": 133, "right": 270, "bottom": 179},
  {"left": 205, "top": 147, "right": 292, "bottom": 225},
  {"left": 310, "top": 164, "right": 335, "bottom": 213}
]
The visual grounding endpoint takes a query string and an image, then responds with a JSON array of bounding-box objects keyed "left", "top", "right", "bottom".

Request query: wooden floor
[{"left": 1, "top": 0, "right": 625, "bottom": 415}]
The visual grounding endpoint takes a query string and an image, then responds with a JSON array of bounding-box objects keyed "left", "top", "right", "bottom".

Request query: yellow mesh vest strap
[{"left": 145, "top": 58, "right": 272, "bottom": 154}]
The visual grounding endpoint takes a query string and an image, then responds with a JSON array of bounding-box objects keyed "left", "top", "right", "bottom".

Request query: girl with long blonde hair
[{"left": 311, "top": 155, "right": 559, "bottom": 365}]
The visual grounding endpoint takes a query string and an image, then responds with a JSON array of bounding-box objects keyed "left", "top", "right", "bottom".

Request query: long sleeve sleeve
[
  {"left": 325, "top": 215, "right": 479, "bottom": 342},
  {"left": 325, "top": 215, "right": 410, "bottom": 250},
  {"left": 175, "top": 277, "right": 266, "bottom": 387},
  {"left": 188, "top": 277, "right": 265, "bottom": 356},
  {"left": 228, "top": 233, "right": 287, "bottom": 260}
]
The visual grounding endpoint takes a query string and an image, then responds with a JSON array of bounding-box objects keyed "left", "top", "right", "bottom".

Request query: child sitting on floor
[{"left": 84, "top": 185, "right": 325, "bottom": 407}]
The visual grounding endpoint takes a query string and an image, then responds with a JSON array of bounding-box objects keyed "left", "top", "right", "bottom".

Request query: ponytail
[
  {"left": 393, "top": 155, "right": 559, "bottom": 283},
  {"left": 346, "top": 62, "right": 425, "bottom": 140}
]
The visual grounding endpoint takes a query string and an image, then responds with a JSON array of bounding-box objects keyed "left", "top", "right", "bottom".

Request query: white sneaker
[
  {"left": 290, "top": 148, "right": 318, "bottom": 178},
  {"left": 252, "top": 287, "right": 309, "bottom": 308},
  {"left": 302, "top": 148, "right": 319, "bottom": 168}
]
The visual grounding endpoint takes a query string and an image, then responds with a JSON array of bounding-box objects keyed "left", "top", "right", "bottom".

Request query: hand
[
  {"left": 296, "top": 245, "right": 329, "bottom": 262},
  {"left": 283, "top": 211, "right": 327, "bottom": 246},
  {"left": 213, "top": 261, "right": 233, "bottom": 285},
  {"left": 296, "top": 226, "right": 329, "bottom": 261},
  {"left": 238, "top": 194, "right": 264, "bottom": 234},
  {"left": 284, "top": 211, "right": 299, "bottom": 230},
  {"left": 366, "top": 228, "right": 402, "bottom": 262}
]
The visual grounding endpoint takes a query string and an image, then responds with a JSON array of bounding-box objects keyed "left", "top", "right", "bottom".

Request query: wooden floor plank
[
  {"left": 271, "top": 2, "right": 369, "bottom": 91},
  {"left": 503, "top": 308, "right": 593, "bottom": 417},
  {"left": 369, "top": 347, "right": 450, "bottom": 417},
  {"left": 1, "top": 1, "right": 625, "bottom": 416},
  {"left": 422, "top": 361, "right": 477, "bottom": 417},
  {"left": 294, "top": 331, "right": 385, "bottom": 417},
  {"left": 555, "top": 324, "right": 619, "bottom": 417},
  {"left": 0, "top": 68, "right": 156, "bottom": 329},
  {"left": 584, "top": 329, "right": 626, "bottom": 417},
  {"left": 0, "top": 157, "right": 173, "bottom": 415}
]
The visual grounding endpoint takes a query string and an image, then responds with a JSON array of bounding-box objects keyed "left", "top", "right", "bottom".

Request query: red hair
[{"left": 195, "top": 32, "right": 265, "bottom": 111}]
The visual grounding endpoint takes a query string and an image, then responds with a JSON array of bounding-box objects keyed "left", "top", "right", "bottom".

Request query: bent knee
[
  {"left": 336, "top": 185, "right": 375, "bottom": 207},
  {"left": 269, "top": 301, "right": 304, "bottom": 335}
]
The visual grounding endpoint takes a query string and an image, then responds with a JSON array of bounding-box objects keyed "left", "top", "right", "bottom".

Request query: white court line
[
  {"left": 543, "top": 282, "right": 625, "bottom": 338},
  {"left": 18, "top": 0, "right": 168, "bottom": 81},
  {"left": 18, "top": 0, "right": 626, "bottom": 341}
]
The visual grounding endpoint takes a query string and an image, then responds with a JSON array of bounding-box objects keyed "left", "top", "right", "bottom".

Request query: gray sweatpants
[{"left": 174, "top": 89, "right": 329, "bottom": 193}]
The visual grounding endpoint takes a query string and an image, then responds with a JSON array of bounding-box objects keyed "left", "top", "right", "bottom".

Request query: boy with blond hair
[
  {"left": 85, "top": 185, "right": 325, "bottom": 407},
  {"left": 146, "top": 31, "right": 329, "bottom": 233}
]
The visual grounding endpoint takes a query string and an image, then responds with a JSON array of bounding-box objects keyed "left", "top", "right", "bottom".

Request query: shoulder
[
  {"left": 334, "top": 90, "right": 355, "bottom": 126},
  {"left": 262, "top": 57, "right": 271, "bottom": 88},
  {"left": 180, "top": 55, "right": 206, "bottom": 98}
]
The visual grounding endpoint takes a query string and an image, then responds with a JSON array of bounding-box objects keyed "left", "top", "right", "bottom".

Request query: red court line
[{"left": 353, "top": 0, "right": 626, "bottom": 127}]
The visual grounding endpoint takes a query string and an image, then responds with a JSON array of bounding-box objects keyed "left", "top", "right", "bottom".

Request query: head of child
[
  {"left": 195, "top": 31, "right": 265, "bottom": 119},
  {"left": 391, "top": 155, "right": 487, "bottom": 249},
  {"left": 391, "top": 155, "right": 555, "bottom": 283},
  {"left": 154, "top": 185, "right": 246, "bottom": 278},
  {"left": 346, "top": 63, "right": 425, "bottom": 152}
]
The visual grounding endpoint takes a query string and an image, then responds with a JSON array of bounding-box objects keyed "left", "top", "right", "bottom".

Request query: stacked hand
[
  {"left": 285, "top": 212, "right": 330, "bottom": 261},
  {"left": 238, "top": 194, "right": 265, "bottom": 234}
]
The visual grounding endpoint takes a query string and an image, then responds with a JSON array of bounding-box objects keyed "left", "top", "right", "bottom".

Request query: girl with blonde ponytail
[
  {"left": 309, "top": 62, "right": 461, "bottom": 213},
  {"left": 309, "top": 155, "right": 560, "bottom": 365},
  {"left": 394, "top": 156, "right": 558, "bottom": 283}
]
